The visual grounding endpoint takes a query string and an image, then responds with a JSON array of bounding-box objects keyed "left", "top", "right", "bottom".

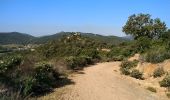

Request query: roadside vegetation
[
  {"left": 0, "top": 32, "right": 127, "bottom": 99},
  {"left": 153, "top": 67, "right": 165, "bottom": 78},
  {"left": 1, "top": 13, "right": 170, "bottom": 99},
  {"left": 120, "top": 60, "right": 139, "bottom": 75},
  {"left": 120, "top": 13, "right": 170, "bottom": 98}
]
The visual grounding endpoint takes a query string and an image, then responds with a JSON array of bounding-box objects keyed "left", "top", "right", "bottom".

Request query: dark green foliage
[
  {"left": 122, "top": 15, "right": 170, "bottom": 64},
  {"left": 144, "top": 49, "right": 170, "bottom": 63},
  {"left": 123, "top": 13, "right": 167, "bottom": 39},
  {"left": 0, "top": 54, "right": 61, "bottom": 97},
  {"left": 22, "top": 76, "right": 36, "bottom": 96},
  {"left": 138, "top": 31, "right": 170, "bottom": 63},
  {"left": 107, "top": 43, "right": 135, "bottom": 61},
  {"left": 34, "top": 63, "right": 57, "bottom": 87},
  {"left": 130, "top": 69, "right": 143, "bottom": 79},
  {"left": 0, "top": 32, "right": 35, "bottom": 45},
  {"left": 161, "top": 30, "right": 170, "bottom": 50},
  {"left": 135, "top": 37, "right": 151, "bottom": 53},
  {"left": 160, "top": 74, "right": 170, "bottom": 87},
  {"left": 153, "top": 67, "right": 165, "bottom": 78},
  {"left": 0, "top": 55, "right": 22, "bottom": 74},
  {"left": 38, "top": 34, "right": 101, "bottom": 59},
  {"left": 80, "top": 49, "right": 100, "bottom": 59},
  {"left": 65, "top": 56, "right": 94, "bottom": 70},
  {"left": 22, "top": 63, "right": 59, "bottom": 95},
  {"left": 161, "top": 30, "right": 170, "bottom": 41}
]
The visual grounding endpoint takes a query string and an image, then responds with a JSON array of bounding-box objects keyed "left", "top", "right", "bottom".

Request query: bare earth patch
[{"left": 38, "top": 62, "right": 168, "bottom": 100}]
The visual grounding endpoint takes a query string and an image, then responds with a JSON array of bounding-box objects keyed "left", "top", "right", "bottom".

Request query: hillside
[
  {"left": 0, "top": 32, "right": 35, "bottom": 45},
  {"left": 0, "top": 32, "right": 129, "bottom": 45},
  {"left": 34, "top": 32, "right": 128, "bottom": 45},
  {"left": 80, "top": 33, "right": 129, "bottom": 45},
  {"left": 31, "top": 32, "right": 70, "bottom": 44}
]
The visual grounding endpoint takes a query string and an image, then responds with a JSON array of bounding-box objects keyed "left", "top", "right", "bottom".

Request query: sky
[{"left": 0, "top": 0, "right": 170, "bottom": 37}]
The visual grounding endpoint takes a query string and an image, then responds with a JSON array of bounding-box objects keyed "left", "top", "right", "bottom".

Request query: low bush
[
  {"left": 65, "top": 56, "right": 94, "bottom": 70},
  {"left": 22, "top": 63, "right": 60, "bottom": 95},
  {"left": 120, "top": 60, "right": 137, "bottom": 69},
  {"left": 0, "top": 55, "right": 61, "bottom": 97},
  {"left": 112, "top": 55, "right": 124, "bottom": 61},
  {"left": 80, "top": 49, "right": 100, "bottom": 59},
  {"left": 120, "top": 67, "right": 130, "bottom": 75},
  {"left": 160, "top": 74, "right": 170, "bottom": 87},
  {"left": 120, "top": 60, "right": 138, "bottom": 75},
  {"left": 153, "top": 67, "right": 165, "bottom": 78},
  {"left": 145, "top": 49, "right": 170, "bottom": 63},
  {"left": 0, "top": 55, "right": 22, "bottom": 74},
  {"left": 108, "top": 46, "right": 135, "bottom": 61},
  {"left": 146, "top": 87, "right": 157, "bottom": 93},
  {"left": 130, "top": 69, "right": 143, "bottom": 79}
]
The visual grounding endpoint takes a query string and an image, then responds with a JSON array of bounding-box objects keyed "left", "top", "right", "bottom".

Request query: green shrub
[
  {"left": 108, "top": 46, "right": 135, "bottom": 61},
  {"left": 135, "top": 36, "right": 151, "bottom": 53},
  {"left": 130, "top": 69, "right": 143, "bottom": 79},
  {"left": 160, "top": 74, "right": 170, "bottom": 87},
  {"left": 112, "top": 55, "right": 124, "bottom": 61},
  {"left": 65, "top": 56, "right": 94, "bottom": 70},
  {"left": 120, "top": 67, "right": 130, "bottom": 75},
  {"left": 146, "top": 87, "right": 157, "bottom": 93},
  {"left": 20, "top": 62, "right": 61, "bottom": 96},
  {"left": 120, "top": 60, "right": 138, "bottom": 75},
  {"left": 23, "top": 76, "right": 36, "bottom": 96},
  {"left": 65, "top": 56, "right": 77, "bottom": 69},
  {"left": 145, "top": 49, "right": 170, "bottom": 63},
  {"left": 0, "top": 55, "right": 22, "bottom": 74},
  {"left": 120, "top": 60, "right": 138, "bottom": 69},
  {"left": 153, "top": 67, "right": 165, "bottom": 78},
  {"left": 80, "top": 49, "right": 100, "bottom": 59},
  {"left": 0, "top": 57, "right": 62, "bottom": 97},
  {"left": 33, "top": 63, "right": 58, "bottom": 92}
]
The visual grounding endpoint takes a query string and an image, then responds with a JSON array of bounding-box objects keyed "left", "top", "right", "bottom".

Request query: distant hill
[
  {"left": 80, "top": 33, "right": 129, "bottom": 45},
  {"left": 0, "top": 32, "right": 35, "bottom": 45},
  {"left": 33, "top": 32, "right": 129, "bottom": 45},
  {"left": 32, "top": 32, "right": 70, "bottom": 44},
  {"left": 0, "top": 32, "right": 129, "bottom": 45}
]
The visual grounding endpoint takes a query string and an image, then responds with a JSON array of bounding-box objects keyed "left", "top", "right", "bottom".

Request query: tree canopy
[{"left": 123, "top": 13, "right": 167, "bottom": 39}]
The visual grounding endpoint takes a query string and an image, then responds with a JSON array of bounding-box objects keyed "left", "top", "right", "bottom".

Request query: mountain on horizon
[
  {"left": 0, "top": 32, "right": 35, "bottom": 45},
  {"left": 0, "top": 32, "right": 129, "bottom": 45}
]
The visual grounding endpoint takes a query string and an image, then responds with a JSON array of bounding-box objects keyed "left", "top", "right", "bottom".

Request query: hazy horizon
[{"left": 1, "top": 0, "right": 170, "bottom": 37}]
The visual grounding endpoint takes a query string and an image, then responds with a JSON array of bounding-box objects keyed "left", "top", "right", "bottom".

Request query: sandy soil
[{"left": 39, "top": 62, "right": 168, "bottom": 100}]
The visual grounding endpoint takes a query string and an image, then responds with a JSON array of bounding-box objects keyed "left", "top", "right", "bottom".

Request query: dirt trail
[{"left": 40, "top": 62, "right": 168, "bottom": 100}]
